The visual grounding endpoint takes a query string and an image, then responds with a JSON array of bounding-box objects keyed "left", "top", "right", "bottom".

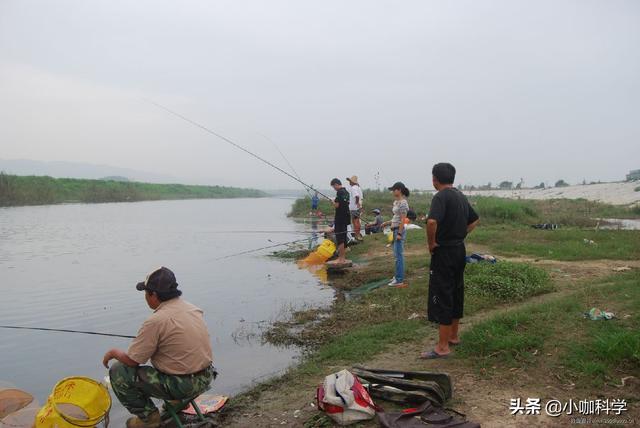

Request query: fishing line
[
  {"left": 259, "top": 133, "right": 310, "bottom": 196},
  {"left": 211, "top": 236, "right": 314, "bottom": 260},
  {"left": 201, "top": 229, "right": 328, "bottom": 235},
  {"left": 0, "top": 325, "right": 135, "bottom": 339},
  {"left": 211, "top": 226, "right": 360, "bottom": 261},
  {"left": 145, "top": 101, "right": 389, "bottom": 248},
  {"left": 146, "top": 100, "right": 333, "bottom": 201}
]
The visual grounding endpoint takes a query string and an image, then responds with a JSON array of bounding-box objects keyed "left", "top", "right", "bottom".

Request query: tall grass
[
  {"left": 472, "top": 197, "right": 537, "bottom": 224},
  {"left": 0, "top": 173, "right": 265, "bottom": 207},
  {"left": 469, "top": 226, "right": 640, "bottom": 260},
  {"left": 457, "top": 271, "right": 640, "bottom": 385},
  {"left": 457, "top": 299, "right": 580, "bottom": 366}
]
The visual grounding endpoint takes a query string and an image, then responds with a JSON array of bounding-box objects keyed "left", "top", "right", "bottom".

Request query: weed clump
[
  {"left": 473, "top": 197, "right": 537, "bottom": 224},
  {"left": 465, "top": 262, "right": 552, "bottom": 302}
]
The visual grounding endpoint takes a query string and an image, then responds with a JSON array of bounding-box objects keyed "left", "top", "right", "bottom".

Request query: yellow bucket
[
  {"left": 301, "top": 252, "right": 325, "bottom": 265},
  {"left": 315, "top": 239, "right": 336, "bottom": 259},
  {"left": 35, "top": 377, "right": 111, "bottom": 428},
  {"left": 302, "top": 239, "right": 336, "bottom": 265}
]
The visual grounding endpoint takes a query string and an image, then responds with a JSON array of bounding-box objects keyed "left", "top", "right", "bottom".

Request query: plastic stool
[{"left": 163, "top": 398, "right": 205, "bottom": 428}]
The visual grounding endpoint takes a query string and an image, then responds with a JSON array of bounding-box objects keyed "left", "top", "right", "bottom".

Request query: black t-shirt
[
  {"left": 334, "top": 187, "right": 351, "bottom": 225},
  {"left": 427, "top": 188, "right": 479, "bottom": 246}
]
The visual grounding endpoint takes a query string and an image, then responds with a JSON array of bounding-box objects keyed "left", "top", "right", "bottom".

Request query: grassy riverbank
[
  {"left": 0, "top": 173, "right": 266, "bottom": 207},
  {"left": 291, "top": 190, "right": 640, "bottom": 226},
  {"left": 223, "top": 195, "right": 640, "bottom": 427}
]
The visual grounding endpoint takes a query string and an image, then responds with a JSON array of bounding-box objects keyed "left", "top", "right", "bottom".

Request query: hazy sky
[{"left": 1, "top": 0, "right": 638, "bottom": 189}]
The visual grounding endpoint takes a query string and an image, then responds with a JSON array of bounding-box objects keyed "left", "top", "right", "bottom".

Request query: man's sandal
[{"left": 419, "top": 350, "right": 450, "bottom": 360}]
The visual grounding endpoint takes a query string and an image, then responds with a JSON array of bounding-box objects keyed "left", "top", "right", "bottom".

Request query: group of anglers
[
  {"left": 325, "top": 177, "right": 413, "bottom": 288},
  {"left": 101, "top": 162, "right": 479, "bottom": 428},
  {"left": 326, "top": 162, "right": 479, "bottom": 359}
]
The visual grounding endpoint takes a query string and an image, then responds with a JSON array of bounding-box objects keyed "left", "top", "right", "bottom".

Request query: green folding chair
[{"left": 162, "top": 398, "right": 205, "bottom": 428}]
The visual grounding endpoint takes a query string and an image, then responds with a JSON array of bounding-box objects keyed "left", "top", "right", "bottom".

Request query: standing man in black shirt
[
  {"left": 421, "top": 163, "right": 479, "bottom": 359},
  {"left": 331, "top": 178, "right": 351, "bottom": 264}
]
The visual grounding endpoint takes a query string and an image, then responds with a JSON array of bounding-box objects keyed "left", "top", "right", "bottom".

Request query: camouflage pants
[{"left": 109, "top": 362, "right": 215, "bottom": 419}]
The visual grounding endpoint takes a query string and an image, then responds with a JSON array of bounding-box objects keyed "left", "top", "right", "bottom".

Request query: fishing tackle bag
[
  {"left": 317, "top": 369, "right": 377, "bottom": 425},
  {"left": 378, "top": 401, "right": 480, "bottom": 428}
]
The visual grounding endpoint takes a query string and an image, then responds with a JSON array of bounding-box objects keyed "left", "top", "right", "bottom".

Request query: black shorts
[
  {"left": 427, "top": 244, "right": 466, "bottom": 325},
  {"left": 335, "top": 222, "right": 348, "bottom": 245}
]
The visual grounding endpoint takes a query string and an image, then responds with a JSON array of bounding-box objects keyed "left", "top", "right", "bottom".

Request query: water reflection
[
  {"left": 597, "top": 218, "right": 640, "bottom": 230},
  {"left": 0, "top": 199, "right": 334, "bottom": 426}
]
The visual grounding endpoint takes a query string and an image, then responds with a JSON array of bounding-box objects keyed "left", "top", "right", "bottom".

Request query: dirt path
[{"left": 225, "top": 257, "right": 639, "bottom": 427}]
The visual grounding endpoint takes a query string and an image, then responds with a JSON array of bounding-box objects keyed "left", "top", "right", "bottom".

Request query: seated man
[
  {"left": 103, "top": 267, "right": 215, "bottom": 428},
  {"left": 365, "top": 208, "right": 384, "bottom": 234}
]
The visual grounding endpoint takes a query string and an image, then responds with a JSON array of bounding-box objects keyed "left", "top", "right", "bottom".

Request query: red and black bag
[{"left": 316, "top": 369, "right": 378, "bottom": 425}]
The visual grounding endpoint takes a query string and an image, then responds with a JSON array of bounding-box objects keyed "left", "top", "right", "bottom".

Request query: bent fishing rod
[
  {"left": 211, "top": 236, "right": 314, "bottom": 261},
  {"left": 0, "top": 325, "right": 135, "bottom": 339},
  {"left": 211, "top": 226, "right": 359, "bottom": 261},
  {"left": 202, "top": 230, "right": 326, "bottom": 235},
  {"left": 260, "top": 133, "right": 310, "bottom": 196},
  {"left": 146, "top": 100, "right": 333, "bottom": 201}
]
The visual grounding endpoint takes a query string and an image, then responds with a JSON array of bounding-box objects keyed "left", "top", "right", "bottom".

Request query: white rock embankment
[{"left": 466, "top": 181, "right": 640, "bottom": 205}]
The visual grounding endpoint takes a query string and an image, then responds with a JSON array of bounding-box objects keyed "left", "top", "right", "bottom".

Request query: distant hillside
[
  {"left": 101, "top": 176, "right": 130, "bottom": 182},
  {"left": 0, "top": 173, "right": 266, "bottom": 207},
  {"left": 0, "top": 159, "right": 178, "bottom": 183}
]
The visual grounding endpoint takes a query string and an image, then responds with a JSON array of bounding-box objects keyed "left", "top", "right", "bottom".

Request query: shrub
[
  {"left": 465, "top": 262, "right": 552, "bottom": 302},
  {"left": 472, "top": 197, "right": 538, "bottom": 224}
]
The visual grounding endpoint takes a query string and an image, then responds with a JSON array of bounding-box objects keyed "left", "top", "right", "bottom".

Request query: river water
[
  {"left": 597, "top": 218, "right": 640, "bottom": 230},
  {"left": 0, "top": 198, "right": 333, "bottom": 424}
]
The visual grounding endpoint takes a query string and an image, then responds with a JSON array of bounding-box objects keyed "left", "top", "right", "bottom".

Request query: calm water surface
[
  {"left": 597, "top": 218, "right": 640, "bottom": 230},
  {"left": 0, "top": 198, "right": 333, "bottom": 424}
]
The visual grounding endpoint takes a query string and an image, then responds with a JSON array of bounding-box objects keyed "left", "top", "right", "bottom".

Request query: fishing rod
[
  {"left": 146, "top": 100, "right": 333, "bottom": 201},
  {"left": 0, "top": 325, "right": 135, "bottom": 339},
  {"left": 259, "top": 133, "right": 310, "bottom": 196},
  {"left": 201, "top": 229, "right": 329, "bottom": 235},
  {"left": 211, "top": 226, "right": 359, "bottom": 261},
  {"left": 212, "top": 236, "right": 314, "bottom": 260}
]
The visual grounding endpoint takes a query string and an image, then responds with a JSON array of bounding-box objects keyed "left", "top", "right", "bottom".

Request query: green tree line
[{"left": 0, "top": 173, "right": 266, "bottom": 207}]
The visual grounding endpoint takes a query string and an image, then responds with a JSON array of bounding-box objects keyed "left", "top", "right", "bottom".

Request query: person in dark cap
[
  {"left": 365, "top": 208, "right": 384, "bottom": 234},
  {"left": 381, "top": 182, "right": 411, "bottom": 287},
  {"left": 421, "top": 163, "right": 479, "bottom": 360},
  {"left": 102, "top": 267, "right": 215, "bottom": 428}
]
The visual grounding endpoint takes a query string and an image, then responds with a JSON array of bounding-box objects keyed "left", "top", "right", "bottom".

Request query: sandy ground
[{"left": 465, "top": 181, "right": 640, "bottom": 205}]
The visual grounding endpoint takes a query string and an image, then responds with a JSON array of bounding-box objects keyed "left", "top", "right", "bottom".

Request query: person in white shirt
[{"left": 347, "top": 175, "right": 363, "bottom": 240}]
